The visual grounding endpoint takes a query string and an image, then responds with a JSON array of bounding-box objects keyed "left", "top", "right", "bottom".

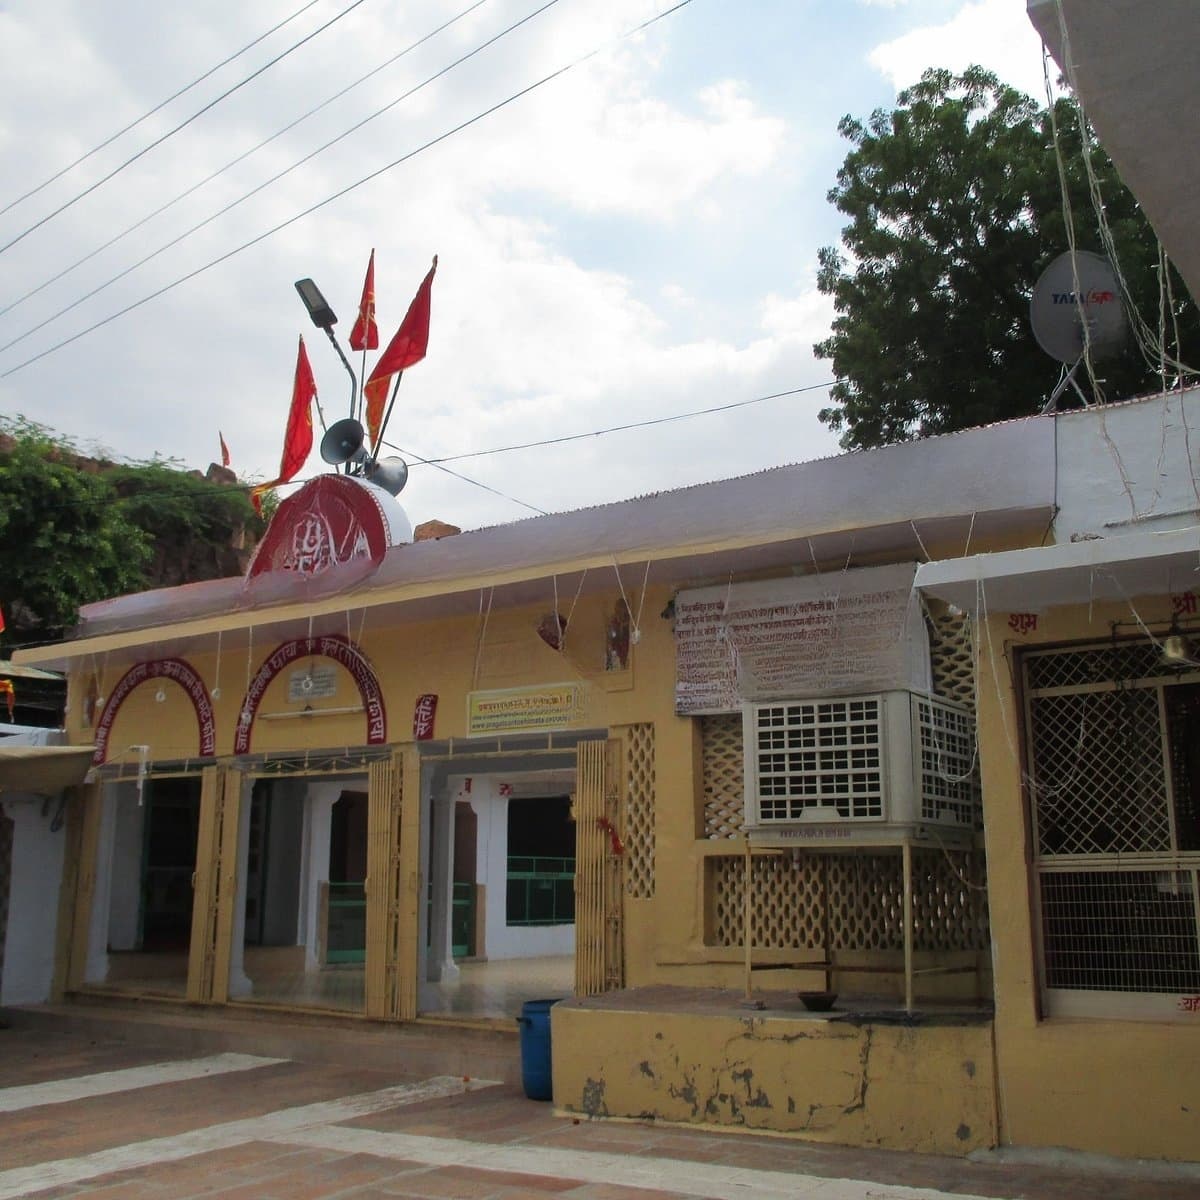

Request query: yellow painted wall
[
  {"left": 552, "top": 999, "right": 997, "bottom": 1154},
  {"left": 975, "top": 596, "right": 1200, "bottom": 1161}
]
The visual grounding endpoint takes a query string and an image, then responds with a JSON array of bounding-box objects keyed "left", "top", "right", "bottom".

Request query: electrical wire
[
  {"left": 0, "top": 0, "right": 494, "bottom": 321},
  {"left": 0, "top": 0, "right": 372, "bottom": 257},
  {"left": 382, "top": 441, "right": 549, "bottom": 515},
  {"left": 411, "top": 383, "right": 835, "bottom": 465},
  {"left": 0, "top": 376, "right": 830, "bottom": 518},
  {"left": 0, "top": 0, "right": 326, "bottom": 219},
  {"left": 0, "top": 0, "right": 695, "bottom": 380},
  {"left": 0, "top": 0, "right": 560, "bottom": 354}
]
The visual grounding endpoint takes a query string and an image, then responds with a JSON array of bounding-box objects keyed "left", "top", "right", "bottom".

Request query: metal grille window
[
  {"left": 916, "top": 696, "right": 978, "bottom": 826},
  {"left": 753, "top": 698, "right": 884, "bottom": 820},
  {"left": 1024, "top": 643, "right": 1200, "bottom": 1016}
]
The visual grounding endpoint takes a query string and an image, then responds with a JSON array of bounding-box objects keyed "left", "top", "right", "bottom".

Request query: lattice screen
[
  {"left": 707, "top": 848, "right": 988, "bottom": 952},
  {"left": 926, "top": 601, "right": 976, "bottom": 710},
  {"left": 702, "top": 713, "right": 744, "bottom": 839},
  {"left": 623, "top": 723, "right": 656, "bottom": 898}
]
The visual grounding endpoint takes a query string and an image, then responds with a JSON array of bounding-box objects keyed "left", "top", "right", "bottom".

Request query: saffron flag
[
  {"left": 251, "top": 335, "right": 317, "bottom": 513},
  {"left": 219, "top": 430, "right": 231, "bottom": 467},
  {"left": 363, "top": 255, "right": 437, "bottom": 449},
  {"left": 349, "top": 248, "right": 378, "bottom": 352},
  {"left": 0, "top": 680, "right": 12, "bottom": 721}
]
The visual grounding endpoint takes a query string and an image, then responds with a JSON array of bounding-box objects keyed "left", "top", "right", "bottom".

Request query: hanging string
[
  {"left": 807, "top": 538, "right": 822, "bottom": 577},
  {"left": 910, "top": 520, "right": 932, "bottom": 563},
  {"left": 241, "top": 626, "right": 255, "bottom": 727},
  {"left": 962, "top": 512, "right": 977, "bottom": 560},
  {"left": 560, "top": 569, "right": 588, "bottom": 653},
  {"left": 630, "top": 559, "right": 652, "bottom": 644},
  {"left": 211, "top": 629, "right": 223, "bottom": 700},
  {"left": 471, "top": 587, "right": 494, "bottom": 690}
]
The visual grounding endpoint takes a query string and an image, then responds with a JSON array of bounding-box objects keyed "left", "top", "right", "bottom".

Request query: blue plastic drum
[{"left": 516, "top": 998, "right": 561, "bottom": 1101}]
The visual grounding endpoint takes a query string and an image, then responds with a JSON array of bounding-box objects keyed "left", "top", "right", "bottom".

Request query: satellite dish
[
  {"left": 364, "top": 455, "right": 409, "bottom": 496},
  {"left": 320, "top": 418, "right": 367, "bottom": 465},
  {"left": 1030, "top": 250, "right": 1127, "bottom": 364}
]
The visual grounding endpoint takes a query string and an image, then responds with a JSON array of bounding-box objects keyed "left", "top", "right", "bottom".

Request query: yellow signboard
[{"left": 466, "top": 684, "right": 583, "bottom": 735}]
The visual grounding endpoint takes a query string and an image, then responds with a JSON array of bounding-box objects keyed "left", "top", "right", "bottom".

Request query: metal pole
[
  {"left": 375, "top": 370, "right": 405, "bottom": 452},
  {"left": 743, "top": 834, "right": 753, "bottom": 1003},
  {"left": 322, "top": 326, "right": 358, "bottom": 420},
  {"left": 903, "top": 841, "right": 914, "bottom": 1014}
]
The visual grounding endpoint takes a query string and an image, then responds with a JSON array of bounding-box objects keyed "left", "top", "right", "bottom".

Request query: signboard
[
  {"left": 466, "top": 684, "right": 583, "bottom": 736},
  {"left": 413, "top": 693, "right": 438, "bottom": 740},
  {"left": 288, "top": 664, "right": 338, "bottom": 702},
  {"left": 673, "top": 562, "right": 929, "bottom": 715}
]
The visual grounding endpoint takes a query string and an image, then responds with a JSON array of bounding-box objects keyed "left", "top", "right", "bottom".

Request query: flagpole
[{"left": 376, "top": 370, "right": 404, "bottom": 450}]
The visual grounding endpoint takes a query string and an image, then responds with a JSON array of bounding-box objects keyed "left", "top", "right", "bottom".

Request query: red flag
[
  {"left": 0, "top": 604, "right": 5, "bottom": 634},
  {"left": 349, "top": 248, "right": 378, "bottom": 352},
  {"left": 251, "top": 336, "right": 317, "bottom": 510},
  {"left": 364, "top": 255, "right": 436, "bottom": 449},
  {"left": 219, "top": 430, "right": 231, "bottom": 467}
]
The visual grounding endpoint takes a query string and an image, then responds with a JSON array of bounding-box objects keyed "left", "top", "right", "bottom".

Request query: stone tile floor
[{"left": 0, "top": 1014, "right": 1196, "bottom": 1200}]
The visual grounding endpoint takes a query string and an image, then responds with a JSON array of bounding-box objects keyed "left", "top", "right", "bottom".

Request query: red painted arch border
[{"left": 93, "top": 658, "right": 216, "bottom": 765}]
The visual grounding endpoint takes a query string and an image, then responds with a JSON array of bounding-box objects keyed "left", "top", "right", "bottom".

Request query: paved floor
[{"left": 0, "top": 1019, "right": 1195, "bottom": 1200}]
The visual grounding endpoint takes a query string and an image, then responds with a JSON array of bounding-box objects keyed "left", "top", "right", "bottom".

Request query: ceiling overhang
[{"left": 914, "top": 525, "right": 1200, "bottom": 614}]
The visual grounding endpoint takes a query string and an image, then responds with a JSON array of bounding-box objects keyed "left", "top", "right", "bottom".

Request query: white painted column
[
  {"left": 227, "top": 778, "right": 253, "bottom": 997},
  {"left": 427, "top": 783, "right": 458, "bottom": 983},
  {"left": 299, "top": 782, "right": 340, "bottom": 970},
  {"left": 84, "top": 785, "right": 118, "bottom": 983}
]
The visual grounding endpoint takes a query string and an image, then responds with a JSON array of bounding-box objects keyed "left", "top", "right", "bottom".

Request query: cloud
[{"left": 868, "top": 0, "right": 1047, "bottom": 99}]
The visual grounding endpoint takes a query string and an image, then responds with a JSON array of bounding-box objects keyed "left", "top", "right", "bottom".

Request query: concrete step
[{"left": 5, "top": 993, "right": 523, "bottom": 1085}]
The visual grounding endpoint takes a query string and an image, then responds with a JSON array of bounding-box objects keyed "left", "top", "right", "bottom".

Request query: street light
[{"left": 294, "top": 277, "right": 358, "bottom": 426}]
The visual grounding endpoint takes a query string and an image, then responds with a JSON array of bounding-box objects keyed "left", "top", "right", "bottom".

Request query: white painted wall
[
  {"left": 0, "top": 792, "right": 66, "bottom": 1005},
  {"left": 456, "top": 773, "right": 575, "bottom": 960},
  {"left": 1054, "top": 389, "right": 1200, "bottom": 540},
  {"left": 108, "top": 788, "right": 145, "bottom": 951}
]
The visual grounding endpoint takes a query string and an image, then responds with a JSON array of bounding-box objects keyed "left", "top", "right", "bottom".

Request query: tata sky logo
[{"left": 1051, "top": 288, "right": 1117, "bottom": 305}]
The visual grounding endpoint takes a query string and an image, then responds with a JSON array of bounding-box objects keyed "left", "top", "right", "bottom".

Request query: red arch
[
  {"left": 93, "top": 658, "right": 216, "bottom": 764},
  {"left": 233, "top": 635, "right": 386, "bottom": 754}
]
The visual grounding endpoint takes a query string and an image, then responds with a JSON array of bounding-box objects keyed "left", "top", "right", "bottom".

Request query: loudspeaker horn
[
  {"left": 364, "top": 455, "right": 409, "bottom": 496},
  {"left": 320, "top": 417, "right": 366, "bottom": 465}
]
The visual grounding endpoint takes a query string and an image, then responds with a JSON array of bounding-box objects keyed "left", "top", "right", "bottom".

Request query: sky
[{"left": 0, "top": 0, "right": 1047, "bottom": 532}]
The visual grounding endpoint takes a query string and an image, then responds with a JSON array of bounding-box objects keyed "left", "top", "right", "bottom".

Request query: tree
[
  {"left": 814, "top": 66, "right": 1200, "bottom": 450},
  {"left": 0, "top": 421, "right": 150, "bottom": 641},
  {"left": 0, "top": 419, "right": 263, "bottom": 645}
]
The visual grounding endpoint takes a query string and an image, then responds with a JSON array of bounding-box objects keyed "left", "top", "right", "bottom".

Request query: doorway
[{"left": 420, "top": 763, "right": 576, "bottom": 1020}]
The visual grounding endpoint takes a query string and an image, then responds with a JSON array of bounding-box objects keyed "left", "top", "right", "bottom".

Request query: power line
[
  {"left": 0, "top": 0, "right": 495, "bottom": 320},
  {"left": 413, "top": 383, "right": 835, "bottom": 465},
  {"left": 0, "top": 0, "right": 696, "bottom": 380},
  {"left": 0, "top": 0, "right": 560, "bottom": 354},
  {"left": 0, "top": 0, "right": 372, "bottom": 257},
  {"left": 383, "top": 443, "right": 549, "bottom": 515},
  {"left": 0, "top": 0, "right": 326, "bottom": 219},
  {"left": 2, "top": 377, "right": 826, "bottom": 516}
]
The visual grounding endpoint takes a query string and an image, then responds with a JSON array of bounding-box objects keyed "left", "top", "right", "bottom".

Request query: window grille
[
  {"left": 916, "top": 695, "right": 978, "bottom": 826},
  {"left": 744, "top": 691, "right": 978, "bottom": 834},
  {"left": 752, "top": 697, "right": 884, "bottom": 821},
  {"left": 1023, "top": 641, "right": 1200, "bottom": 1014}
]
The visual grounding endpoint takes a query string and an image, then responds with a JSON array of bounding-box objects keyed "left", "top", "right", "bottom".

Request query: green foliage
[
  {"left": 814, "top": 66, "right": 1200, "bottom": 450},
  {"left": 0, "top": 419, "right": 262, "bottom": 644},
  {"left": 0, "top": 425, "right": 149, "bottom": 641}
]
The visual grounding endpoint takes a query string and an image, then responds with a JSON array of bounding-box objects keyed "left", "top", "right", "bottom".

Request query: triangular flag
[
  {"left": 219, "top": 430, "right": 231, "bottom": 467},
  {"left": 251, "top": 335, "right": 317, "bottom": 511},
  {"left": 349, "top": 249, "right": 379, "bottom": 352},
  {"left": 363, "top": 255, "right": 436, "bottom": 449}
]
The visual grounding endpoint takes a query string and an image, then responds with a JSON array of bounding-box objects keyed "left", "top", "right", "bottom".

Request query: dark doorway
[
  {"left": 139, "top": 777, "right": 201, "bottom": 950},
  {"left": 506, "top": 795, "right": 575, "bottom": 926}
]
